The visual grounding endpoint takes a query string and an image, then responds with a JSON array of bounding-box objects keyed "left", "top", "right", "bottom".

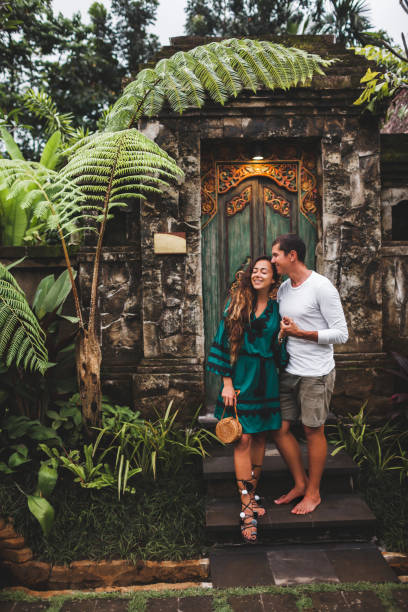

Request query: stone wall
[{"left": 129, "top": 35, "right": 394, "bottom": 419}]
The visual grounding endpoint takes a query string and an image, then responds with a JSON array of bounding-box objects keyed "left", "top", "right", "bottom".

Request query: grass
[
  {"left": 0, "top": 460, "right": 207, "bottom": 564},
  {"left": 0, "top": 583, "right": 407, "bottom": 611}
]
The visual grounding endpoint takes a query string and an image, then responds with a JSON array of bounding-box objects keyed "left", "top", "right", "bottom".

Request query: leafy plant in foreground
[{"left": 328, "top": 401, "right": 408, "bottom": 479}]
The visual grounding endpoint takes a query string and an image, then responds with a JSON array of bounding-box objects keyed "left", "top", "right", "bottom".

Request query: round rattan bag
[{"left": 215, "top": 392, "right": 242, "bottom": 444}]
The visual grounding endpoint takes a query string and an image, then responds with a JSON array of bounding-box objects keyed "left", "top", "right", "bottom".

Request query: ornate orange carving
[
  {"left": 300, "top": 162, "right": 317, "bottom": 222},
  {"left": 218, "top": 163, "right": 297, "bottom": 194},
  {"left": 226, "top": 186, "right": 252, "bottom": 216},
  {"left": 264, "top": 187, "right": 290, "bottom": 217}
]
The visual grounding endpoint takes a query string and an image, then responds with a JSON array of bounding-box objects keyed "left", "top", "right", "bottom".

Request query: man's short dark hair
[{"left": 272, "top": 234, "right": 306, "bottom": 263}]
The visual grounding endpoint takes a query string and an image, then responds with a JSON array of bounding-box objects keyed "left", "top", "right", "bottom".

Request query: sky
[{"left": 51, "top": 0, "right": 408, "bottom": 46}]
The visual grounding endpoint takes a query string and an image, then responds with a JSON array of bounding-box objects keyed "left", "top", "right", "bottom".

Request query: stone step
[
  {"left": 206, "top": 493, "right": 376, "bottom": 544},
  {"left": 204, "top": 443, "right": 358, "bottom": 496},
  {"left": 209, "top": 542, "right": 398, "bottom": 588}
]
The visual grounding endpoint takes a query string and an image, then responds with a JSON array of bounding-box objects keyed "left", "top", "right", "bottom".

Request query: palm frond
[
  {"left": 0, "top": 263, "right": 48, "bottom": 374},
  {"left": 105, "top": 38, "right": 334, "bottom": 130}
]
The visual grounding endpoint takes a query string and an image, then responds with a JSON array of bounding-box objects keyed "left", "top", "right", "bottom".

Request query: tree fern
[
  {"left": 0, "top": 159, "right": 94, "bottom": 241},
  {"left": 0, "top": 263, "right": 48, "bottom": 374},
  {"left": 60, "top": 128, "right": 183, "bottom": 332},
  {"left": 105, "top": 38, "right": 333, "bottom": 130}
]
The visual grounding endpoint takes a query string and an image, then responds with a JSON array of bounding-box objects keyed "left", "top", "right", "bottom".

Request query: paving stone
[
  {"left": 326, "top": 546, "right": 398, "bottom": 583},
  {"left": 60, "top": 601, "right": 96, "bottom": 612},
  {"left": 392, "top": 589, "right": 408, "bottom": 611},
  {"left": 91, "top": 600, "right": 129, "bottom": 611},
  {"left": 309, "top": 591, "right": 350, "bottom": 611},
  {"left": 342, "top": 591, "right": 385, "bottom": 610},
  {"left": 0, "top": 603, "right": 15, "bottom": 612},
  {"left": 228, "top": 595, "right": 263, "bottom": 612},
  {"left": 261, "top": 593, "right": 298, "bottom": 611},
  {"left": 210, "top": 547, "right": 273, "bottom": 588},
  {"left": 146, "top": 598, "right": 179, "bottom": 612},
  {"left": 178, "top": 596, "right": 213, "bottom": 612},
  {"left": 267, "top": 548, "right": 339, "bottom": 586}
]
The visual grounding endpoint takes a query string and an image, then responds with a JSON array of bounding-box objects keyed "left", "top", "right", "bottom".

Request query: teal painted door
[{"left": 202, "top": 162, "right": 317, "bottom": 406}]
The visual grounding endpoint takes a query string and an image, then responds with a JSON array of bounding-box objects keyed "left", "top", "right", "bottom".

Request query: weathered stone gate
[{"left": 87, "top": 35, "right": 408, "bottom": 419}]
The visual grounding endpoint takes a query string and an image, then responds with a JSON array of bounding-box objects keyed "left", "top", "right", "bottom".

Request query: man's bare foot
[
  {"left": 291, "top": 494, "right": 321, "bottom": 514},
  {"left": 274, "top": 484, "right": 307, "bottom": 505}
]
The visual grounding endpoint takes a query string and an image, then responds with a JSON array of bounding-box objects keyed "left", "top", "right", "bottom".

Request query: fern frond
[
  {"left": 0, "top": 264, "right": 48, "bottom": 374},
  {"left": 0, "top": 159, "right": 92, "bottom": 240},
  {"left": 60, "top": 129, "right": 183, "bottom": 210},
  {"left": 105, "top": 38, "right": 333, "bottom": 130}
]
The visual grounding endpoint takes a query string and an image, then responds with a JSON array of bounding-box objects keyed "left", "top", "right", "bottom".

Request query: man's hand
[
  {"left": 280, "top": 317, "right": 318, "bottom": 343},
  {"left": 222, "top": 378, "right": 236, "bottom": 407},
  {"left": 280, "top": 316, "right": 301, "bottom": 337}
]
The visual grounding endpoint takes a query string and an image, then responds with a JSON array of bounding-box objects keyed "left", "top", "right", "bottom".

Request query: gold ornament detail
[
  {"left": 218, "top": 163, "right": 298, "bottom": 194},
  {"left": 226, "top": 186, "right": 252, "bottom": 216},
  {"left": 264, "top": 187, "right": 290, "bottom": 217},
  {"left": 300, "top": 162, "right": 318, "bottom": 221}
]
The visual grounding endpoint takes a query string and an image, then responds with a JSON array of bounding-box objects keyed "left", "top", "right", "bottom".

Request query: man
[{"left": 271, "top": 234, "right": 348, "bottom": 515}]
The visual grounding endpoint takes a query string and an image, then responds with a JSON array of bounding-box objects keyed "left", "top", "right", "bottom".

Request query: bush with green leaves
[{"left": 329, "top": 402, "right": 408, "bottom": 481}]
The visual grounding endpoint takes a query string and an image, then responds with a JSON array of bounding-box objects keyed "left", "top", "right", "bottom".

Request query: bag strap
[{"left": 220, "top": 389, "right": 240, "bottom": 421}]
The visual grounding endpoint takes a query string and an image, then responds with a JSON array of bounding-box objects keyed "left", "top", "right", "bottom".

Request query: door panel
[{"left": 202, "top": 160, "right": 317, "bottom": 407}]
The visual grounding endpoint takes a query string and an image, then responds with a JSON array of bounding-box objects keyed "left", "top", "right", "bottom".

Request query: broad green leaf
[
  {"left": 27, "top": 494, "right": 55, "bottom": 536},
  {"left": 37, "top": 462, "right": 58, "bottom": 497},
  {"left": 40, "top": 131, "right": 62, "bottom": 170},
  {"left": 41, "top": 268, "right": 77, "bottom": 316},
  {"left": 0, "top": 127, "right": 24, "bottom": 160}
]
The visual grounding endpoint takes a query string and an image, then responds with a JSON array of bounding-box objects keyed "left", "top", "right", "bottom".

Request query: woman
[{"left": 207, "top": 256, "right": 288, "bottom": 543}]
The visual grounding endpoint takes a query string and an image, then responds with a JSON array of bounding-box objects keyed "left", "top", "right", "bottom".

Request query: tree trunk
[{"left": 76, "top": 327, "right": 102, "bottom": 433}]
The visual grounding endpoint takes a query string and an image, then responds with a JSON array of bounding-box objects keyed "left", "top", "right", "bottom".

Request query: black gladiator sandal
[
  {"left": 251, "top": 464, "right": 266, "bottom": 517},
  {"left": 236, "top": 479, "right": 258, "bottom": 544}
]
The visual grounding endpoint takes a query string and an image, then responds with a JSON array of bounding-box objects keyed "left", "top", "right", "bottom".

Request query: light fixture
[{"left": 252, "top": 143, "right": 264, "bottom": 161}]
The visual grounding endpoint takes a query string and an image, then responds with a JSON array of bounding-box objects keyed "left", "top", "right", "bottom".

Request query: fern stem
[
  {"left": 88, "top": 135, "right": 123, "bottom": 335},
  {"left": 127, "top": 78, "right": 162, "bottom": 129},
  {"left": 28, "top": 170, "right": 84, "bottom": 329}
]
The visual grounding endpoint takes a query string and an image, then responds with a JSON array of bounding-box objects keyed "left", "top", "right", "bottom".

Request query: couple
[{"left": 207, "top": 233, "right": 348, "bottom": 543}]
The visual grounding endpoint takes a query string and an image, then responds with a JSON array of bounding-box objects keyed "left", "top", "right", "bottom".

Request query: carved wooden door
[{"left": 201, "top": 159, "right": 317, "bottom": 406}]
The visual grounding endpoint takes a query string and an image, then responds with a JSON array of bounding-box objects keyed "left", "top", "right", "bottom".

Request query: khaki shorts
[{"left": 280, "top": 368, "right": 336, "bottom": 428}]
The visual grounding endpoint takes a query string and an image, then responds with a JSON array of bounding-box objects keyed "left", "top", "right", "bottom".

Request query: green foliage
[
  {"left": 106, "top": 38, "right": 332, "bottom": 130},
  {"left": 184, "top": 0, "right": 373, "bottom": 44},
  {"left": 0, "top": 0, "right": 160, "bottom": 155},
  {"left": 0, "top": 262, "right": 48, "bottom": 374},
  {"left": 328, "top": 402, "right": 408, "bottom": 551},
  {"left": 0, "top": 268, "right": 79, "bottom": 424},
  {"left": 329, "top": 402, "right": 408, "bottom": 480},
  {"left": 354, "top": 45, "right": 408, "bottom": 113},
  {"left": 0, "top": 463, "right": 206, "bottom": 564},
  {"left": 60, "top": 128, "right": 184, "bottom": 214}
]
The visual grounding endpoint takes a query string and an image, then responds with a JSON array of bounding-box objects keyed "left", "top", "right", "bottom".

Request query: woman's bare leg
[
  {"left": 249, "top": 431, "right": 267, "bottom": 516},
  {"left": 234, "top": 433, "right": 257, "bottom": 541}
]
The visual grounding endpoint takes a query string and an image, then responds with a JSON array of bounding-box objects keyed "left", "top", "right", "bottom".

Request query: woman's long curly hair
[{"left": 225, "top": 256, "right": 280, "bottom": 364}]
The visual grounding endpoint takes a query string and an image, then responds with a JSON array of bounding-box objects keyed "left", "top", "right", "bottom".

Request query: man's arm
[
  {"left": 280, "top": 282, "right": 348, "bottom": 344},
  {"left": 316, "top": 282, "right": 348, "bottom": 345}
]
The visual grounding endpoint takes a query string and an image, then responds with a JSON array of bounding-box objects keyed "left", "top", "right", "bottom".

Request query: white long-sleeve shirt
[{"left": 277, "top": 271, "right": 348, "bottom": 376}]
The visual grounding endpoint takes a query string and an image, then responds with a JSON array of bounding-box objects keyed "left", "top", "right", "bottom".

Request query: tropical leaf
[
  {"left": 60, "top": 129, "right": 183, "bottom": 215},
  {"left": 40, "top": 131, "right": 62, "bottom": 170},
  {"left": 105, "top": 38, "right": 333, "bottom": 130},
  {"left": 0, "top": 159, "right": 92, "bottom": 241},
  {"left": 27, "top": 494, "right": 55, "bottom": 537},
  {"left": 0, "top": 262, "right": 48, "bottom": 374}
]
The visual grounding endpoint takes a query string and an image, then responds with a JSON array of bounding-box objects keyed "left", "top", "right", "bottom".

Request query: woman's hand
[{"left": 222, "top": 377, "right": 236, "bottom": 407}]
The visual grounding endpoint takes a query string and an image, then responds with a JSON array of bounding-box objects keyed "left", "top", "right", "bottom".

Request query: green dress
[{"left": 207, "top": 298, "right": 288, "bottom": 434}]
